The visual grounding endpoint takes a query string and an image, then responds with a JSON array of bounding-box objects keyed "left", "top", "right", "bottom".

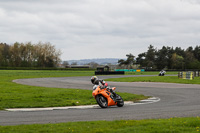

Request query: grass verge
[
  {"left": 0, "top": 117, "right": 200, "bottom": 133},
  {"left": 106, "top": 76, "right": 200, "bottom": 84},
  {"left": 0, "top": 70, "right": 148, "bottom": 109}
]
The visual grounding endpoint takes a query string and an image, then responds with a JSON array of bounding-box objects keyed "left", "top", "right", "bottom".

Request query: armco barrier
[
  {"left": 194, "top": 71, "right": 199, "bottom": 77},
  {"left": 178, "top": 71, "right": 194, "bottom": 80}
]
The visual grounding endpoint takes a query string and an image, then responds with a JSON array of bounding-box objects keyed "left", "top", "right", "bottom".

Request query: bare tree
[{"left": 35, "top": 42, "right": 61, "bottom": 67}]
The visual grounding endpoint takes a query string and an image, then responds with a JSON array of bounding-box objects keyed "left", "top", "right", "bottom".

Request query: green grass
[
  {"left": 1, "top": 70, "right": 200, "bottom": 132},
  {"left": 0, "top": 70, "right": 148, "bottom": 109},
  {"left": 106, "top": 76, "right": 200, "bottom": 84},
  {"left": 1, "top": 117, "right": 200, "bottom": 133}
]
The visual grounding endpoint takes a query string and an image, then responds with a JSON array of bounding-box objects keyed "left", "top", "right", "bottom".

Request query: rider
[
  {"left": 159, "top": 70, "right": 166, "bottom": 76},
  {"left": 91, "top": 76, "right": 116, "bottom": 96},
  {"left": 91, "top": 76, "right": 107, "bottom": 88}
]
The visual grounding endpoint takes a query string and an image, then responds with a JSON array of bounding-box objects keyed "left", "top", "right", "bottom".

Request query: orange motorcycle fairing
[{"left": 92, "top": 86, "right": 117, "bottom": 107}]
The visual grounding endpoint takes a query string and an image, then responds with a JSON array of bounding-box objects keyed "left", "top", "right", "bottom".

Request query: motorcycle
[
  {"left": 92, "top": 85, "right": 124, "bottom": 108},
  {"left": 158, "top": 70, "right": 166, "bottom": 76},
  {"left": 158, "top": 73, "right": 165, "bottom": 76}
]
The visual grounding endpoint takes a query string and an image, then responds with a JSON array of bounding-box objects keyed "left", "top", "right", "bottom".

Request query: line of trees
[
  {"left": 0, "top": 42, "right": 61, "bottom": 67},
  {"left": 119, "top": 45, "right": 200, "bottom": 70}
]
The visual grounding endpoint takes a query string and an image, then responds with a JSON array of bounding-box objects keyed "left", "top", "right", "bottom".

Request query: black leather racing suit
[{"left": 93, "top": 79, "right": 116, "bottom": 96}]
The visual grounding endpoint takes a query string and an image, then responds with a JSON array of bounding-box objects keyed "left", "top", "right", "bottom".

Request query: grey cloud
[{"left": 0, "top": 0, "right": 200, "bottom": 60}]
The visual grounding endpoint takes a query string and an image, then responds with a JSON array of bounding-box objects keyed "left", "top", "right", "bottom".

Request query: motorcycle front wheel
[
  {"left": 96, "top": 95, "right": 108, "bottom": 108},
  {"left": 116, "top": 94, "right": 124, "bottom": 107}
]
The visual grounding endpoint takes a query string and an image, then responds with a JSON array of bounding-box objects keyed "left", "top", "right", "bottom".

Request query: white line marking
[{"left": 6, "top": 97, "right": 160, "bottom": 112}]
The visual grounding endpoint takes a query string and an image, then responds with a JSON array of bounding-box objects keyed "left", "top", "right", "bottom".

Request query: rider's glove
[{"left": 100, "top": 85, "right": 106, "bottom": 89}]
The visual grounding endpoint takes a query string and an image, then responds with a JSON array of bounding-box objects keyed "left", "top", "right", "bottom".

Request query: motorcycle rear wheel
[{"left": 96, "top": 95, "right": 108, "bottom": 108}]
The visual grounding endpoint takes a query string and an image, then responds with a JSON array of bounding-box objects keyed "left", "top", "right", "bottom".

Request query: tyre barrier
[{"left": 95, "top": 71, "right": 124, "bottom": 75}]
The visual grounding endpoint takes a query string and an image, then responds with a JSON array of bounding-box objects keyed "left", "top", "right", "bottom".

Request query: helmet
[{"left": 91, "top": 76, "right": 98, "bottom": 84}]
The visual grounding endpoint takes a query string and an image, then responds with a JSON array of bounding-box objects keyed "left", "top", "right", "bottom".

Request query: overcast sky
[{"left": 1, "top": 0, "right": 200, "bottom": 60}]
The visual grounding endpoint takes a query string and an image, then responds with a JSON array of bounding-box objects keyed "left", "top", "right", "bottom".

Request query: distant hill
[{"left": 66, "top": 58, "right": 122, "bottom": 65}]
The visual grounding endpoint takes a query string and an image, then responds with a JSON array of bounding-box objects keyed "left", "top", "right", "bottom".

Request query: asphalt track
[{"left": 1, "top": 75, "right": 200, "bottom": 125}]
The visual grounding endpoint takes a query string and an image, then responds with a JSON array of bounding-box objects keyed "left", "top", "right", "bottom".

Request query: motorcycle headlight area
[{"left": 93, "top": 85, "right": 98, "bottom": 90}]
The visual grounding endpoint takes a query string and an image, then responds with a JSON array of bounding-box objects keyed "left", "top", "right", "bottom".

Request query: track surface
[{"left": 1, "top": 75, "right": 200, "bottom": 125}]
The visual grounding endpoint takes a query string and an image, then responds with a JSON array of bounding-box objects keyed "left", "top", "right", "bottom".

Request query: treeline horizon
[
  {"left": 136, "top": 45, "right": 200, "bottom": 70},
  {"left": 1, "top": 42, "right": 200, "bottom": 70},
  {"left": 0, "top": 42, "right": 61, "bottom": 67}
]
